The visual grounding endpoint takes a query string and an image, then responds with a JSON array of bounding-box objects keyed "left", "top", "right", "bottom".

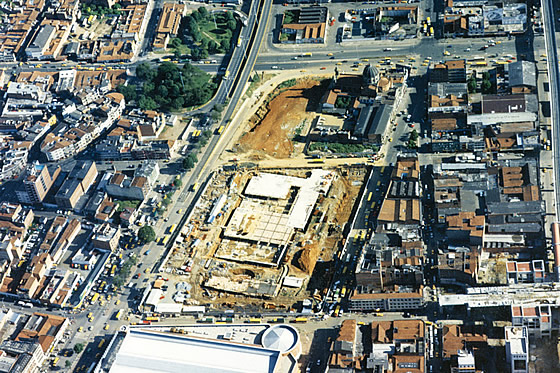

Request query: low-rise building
[
  {"left": 367, "top": 319, "right": 425, "bottom": 373},
  {"left": 92, "top": 223, "right": 120, "bottom": 252},
  {"left": 16, "top": 313, "right": 69, "bottom": 356},
  {"left": 152, "top": 3, "right": 186, "bottom": 50},
  {"left": 506, "top": 260, "right": 545, "bottom": 284},
  {"left": 17, "top": 253, "right": 53, "bottom": 298},
  {"left": 105, "top": 172, "right": 149, "bottom": 200},
  {"left": 349, "top": 286, "right": 424, "bottom": 312},
  {"left": 511, "top": 304, "right": 552, "bottom": 338},
  {"left": 41, "top": 92, "right": 125, "bottom": 161},
  {"left": 442, "top": 324, "right": 488, "bottom": 360},
  {"left": 281, "top": 7, "right": 328, "bottom": 44}
]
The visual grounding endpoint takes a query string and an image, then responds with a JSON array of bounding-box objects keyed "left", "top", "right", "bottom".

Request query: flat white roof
[
  {"left": 145, "top": 289, "right": 162, "bottom": 307},
  {"left": 244, "top": 173, "right": 300, "bottom": 199},
  {"left": 505, "top": 326, "right": 527, "bottom": 355},
  {"left": 242, "top": 170, "right": 334, "bottom": 230},
  {"left": 109, "top": 328, "right": 280, "bottom": 373}
]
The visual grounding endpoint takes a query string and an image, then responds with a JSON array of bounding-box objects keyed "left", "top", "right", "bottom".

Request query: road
[
  {"left": 542, "top": 0, "right": 560, "bottom": 219},
  {"left": 127, "top": 0, "right": 275, "bottom": 278}
]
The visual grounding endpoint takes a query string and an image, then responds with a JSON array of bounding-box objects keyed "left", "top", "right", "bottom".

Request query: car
[
  {"left": 134, "top": 273, "right": 140, "bottom": 279},
  {"left": 271, "top": 66, "right": 279, "bottom": 69},
  {"left": 78, "top": 327, "right": 83, "bottom": 332},
  {"left": 317, "top": 360, "right": 321, "bottom": 366},
  {"left": 104, "top": 324, "right": 109, "bottom": 330}
]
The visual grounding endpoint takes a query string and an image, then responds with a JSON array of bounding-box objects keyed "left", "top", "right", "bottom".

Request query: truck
[
  {"left": 293, "top": 317, "right": 308, "bottom": 323},
  {"left": 90, "top": 293, "right": 99, "bottom": 304},
  {"left": 334, "top": 305, "right": 341, "bottom": 317}
]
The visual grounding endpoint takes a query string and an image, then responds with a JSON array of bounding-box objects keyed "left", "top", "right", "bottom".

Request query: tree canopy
[
  {"left": 138, "top": 225, "right": 156, "bottom": 243},
  {"left": 74, "top": 343, "right": 85, "bottom": 354},
  {"left": 135, "top": 62, "right": 216, "bottom": 111}
]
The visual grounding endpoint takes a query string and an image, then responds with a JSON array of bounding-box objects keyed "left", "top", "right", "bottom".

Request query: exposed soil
[
  {"left": 239, "top": 78, "right": 328, "bottom": 159},
  {"left": 296, "top": 242, "right": 320, "bottom": 275}
]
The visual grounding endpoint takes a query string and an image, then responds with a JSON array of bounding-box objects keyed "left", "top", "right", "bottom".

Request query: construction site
[
  {"left": 158, "top": 165, "right": 368, "bottom": 311},
  {"left": 234, "top": 77, "right": 329, "bottom": 161}
]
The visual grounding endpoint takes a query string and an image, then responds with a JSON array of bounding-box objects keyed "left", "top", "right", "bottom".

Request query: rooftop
[{"left": 105, "top": 325, "right": 300, "bottom": 373}]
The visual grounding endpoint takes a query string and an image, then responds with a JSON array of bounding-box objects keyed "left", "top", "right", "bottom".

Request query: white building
[
  {"left": 96, "top": 324, "right": 302, "bottom": 373},
  {"left": 505, "top": 326, "right": 528, "bottom": 373}
]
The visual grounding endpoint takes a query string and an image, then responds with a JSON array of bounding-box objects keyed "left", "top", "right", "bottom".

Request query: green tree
[
  {"left": 74, "top": 343, "right": 85, "bottom": 354},
  {"left": 138, "top": 225, "right": 156, "bottom": 243},
  {"left": 136, "top": 62, "right": 155, "bottom": 80},
  {"left": 467, "top": 78, "right": 477, "bottom": 93},
  {"left": 482, "top": 71, "right": 491, "bottom": 81},
  {"left": 65, "top": 361, "right": 72, "bottom": 368},
  {"left": 173, "top": 177, "right": 182, "bottom": 188},
  {"left": 227, "top": 19, "right": 236, "bottom": 31},
  {"left": 407, "top": 130, "right": 418, "bottom": 149},
  {"left": 197, "top": 6, "right": 209, "bottom": 19},
  {"left": 481, "top": 80, "right": 492, "bottom": 93},
  {"left": 117, "top": 84, "right": 137, "bottom": 102},
  {"left": 138, "top": 95, "right": 158, "bottom": 111},
  {"left": 182, "top": 153, "right": 197, "bottom": 169},
  {"left": 169, "top": 37, "right": 182, "bottom": 49},
  {"left": 210, "top": 110, "right": 221, "bottom": 121}
]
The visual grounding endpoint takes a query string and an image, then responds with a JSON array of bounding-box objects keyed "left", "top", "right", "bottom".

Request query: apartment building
[
  {"left": 505, "top": 326, "right": 528, "bottom": 373},
  {"left": 92, "top": 223, "right": 120, "bottom": 252},
  {"left": 54, "top": 161, "right": 97, "bottom": 209},
  {"left": 506, "top": 260, "right": 545, "bottom": 284},
  {"left": 16, "top": 162, "right": 61, "bottom": 204},
  {"left": 511, "top": 304, "right": 552, "bottom": 338},
  {"left": 349, "top": 286, "right": 424, "bottom": 312}
]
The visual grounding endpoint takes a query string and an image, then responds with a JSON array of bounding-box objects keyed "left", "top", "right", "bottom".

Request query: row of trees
[
  {"left": 123, "top": 62, "right": 216, "bottom": 111},
  {"left": 112, "top": 254, "right": 138, "bottom": 288},
  {"left": 467, "top": 71, "right": 494, "bottom": 94},
  {"left": 81, "top": 3, "right": 121, "bottom": 16}
]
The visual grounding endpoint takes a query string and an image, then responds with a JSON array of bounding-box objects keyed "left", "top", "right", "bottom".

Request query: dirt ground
[
  {"left": 238, "top": 78, "right": 328, "bottom": 159},
  {"left": 530, "top": 335, "right": 560, "bottom": 373}
]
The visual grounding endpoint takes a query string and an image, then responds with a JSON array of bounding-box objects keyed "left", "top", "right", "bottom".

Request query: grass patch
[
  {"left": 115, "top": 199, "right": 141, "bottom": 212},
  {"left": 198, "top": 13, "right": 235, "bottom": 50},
  {"left": 308, "top": 142, "right": 378, "bottom": 154}
]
